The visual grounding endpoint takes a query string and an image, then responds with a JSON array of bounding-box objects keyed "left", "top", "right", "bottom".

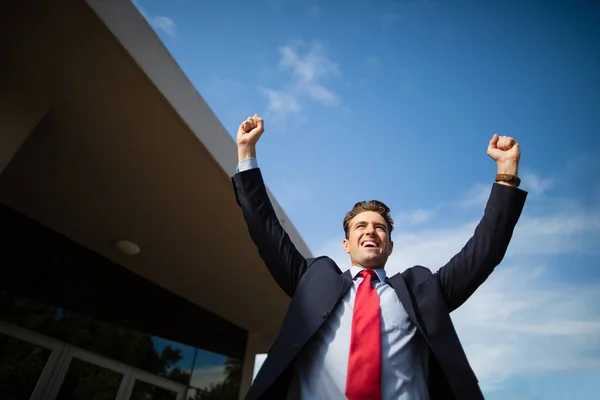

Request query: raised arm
[
  {"left": 232, "top": 115, "right": 308, "bottom": 298},
  {"left": 436, "top": 134, "right": 528, "bottom": 312}
]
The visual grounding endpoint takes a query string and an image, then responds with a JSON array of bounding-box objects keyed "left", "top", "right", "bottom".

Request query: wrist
[
  {"left": 497, "top": 160, "right": 519, "bottom": 176},
  {"left": 495, "top": 161, "right": 520, "bottom": 187},
  {"left": 238, "top": 145, "right": 256, "bottom": 162}
]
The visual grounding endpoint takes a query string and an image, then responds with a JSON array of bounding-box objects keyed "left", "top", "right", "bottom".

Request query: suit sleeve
[
  {"left": 232, "top": 168, "right": 308, "bottom": 298},
  {"left": 436, "top": 183, "right": 527, "bottom": 312}
]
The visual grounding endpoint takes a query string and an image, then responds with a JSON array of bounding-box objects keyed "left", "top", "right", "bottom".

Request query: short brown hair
[{"left": 343, "top": 200, "right": 394, "bottom": 239}]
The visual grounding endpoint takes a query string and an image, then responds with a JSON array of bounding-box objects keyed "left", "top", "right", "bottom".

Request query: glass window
[
  {"left": 54, "top": 357, "right": 124, "bottom": 400},
  {"left": 0, "top": 333, "right": 52, "bottom": 400},
  {"left": 129, "top": 380, "right": 178, "bottom": 400},
  {"left": 0, "top": 291, "right": 243, "bottom": 399},
  {"left": 187, "top": 385, "right": 239, "bottom": 400},
  {"left": 188, "top": 350, "right": 241, "bottom": 399},
  {"left": 0, "top": 292, "right": 195, "bottom": 385},
  {"left": 149, "top": 336, "right": 195, "bottom": 385}
]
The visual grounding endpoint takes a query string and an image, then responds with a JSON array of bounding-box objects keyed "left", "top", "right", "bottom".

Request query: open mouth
[{"left": 361, "top": 240, "right": 380, "bottom": 248}]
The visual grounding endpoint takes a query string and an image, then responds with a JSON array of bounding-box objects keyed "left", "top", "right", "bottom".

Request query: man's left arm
[{"left": 436, "top": 134, "right": 528, "bottom": 312}]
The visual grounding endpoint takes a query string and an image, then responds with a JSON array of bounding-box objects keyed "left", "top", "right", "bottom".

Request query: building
[{"left": 0, "top": 0, "right": 311, "bottom": 399}]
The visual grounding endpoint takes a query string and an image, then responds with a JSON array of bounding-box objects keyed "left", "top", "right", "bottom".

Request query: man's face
[{"left": 343, "top": 211, "right": 393, "bottom": 269}]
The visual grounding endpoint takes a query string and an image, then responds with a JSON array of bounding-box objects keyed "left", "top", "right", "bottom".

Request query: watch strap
[{"left": 495, "top": 173, "right": 521, "bottom": 187}]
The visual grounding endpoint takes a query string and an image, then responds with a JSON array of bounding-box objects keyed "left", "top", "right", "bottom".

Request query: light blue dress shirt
[{"left": 238, "top": 159, "right": 429, "bottom": 400}]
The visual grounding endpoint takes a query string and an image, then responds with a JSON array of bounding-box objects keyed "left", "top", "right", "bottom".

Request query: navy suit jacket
[{"left": 232, "top": 168, "right": 527, "bottom": 400}]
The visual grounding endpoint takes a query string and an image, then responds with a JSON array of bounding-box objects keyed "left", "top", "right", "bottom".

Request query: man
[{"left": 232, "top": 114, "right": 527, "bottom": 400}]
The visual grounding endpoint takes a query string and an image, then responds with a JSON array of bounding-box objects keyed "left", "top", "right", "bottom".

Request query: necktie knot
[{"left": 358, "top": 269, "right": 378, "bottom": 283}]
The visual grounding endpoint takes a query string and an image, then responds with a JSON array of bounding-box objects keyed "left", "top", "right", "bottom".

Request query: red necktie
[{"left": 346, "top": 269, "right": 382, "bottom": 400}]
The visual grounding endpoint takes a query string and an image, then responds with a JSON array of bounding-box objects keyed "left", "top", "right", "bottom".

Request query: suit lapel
[
  {"left": 339, "top": 269, "right": 353, "bottom": 300},
  {"left": 387, "top": 273, "right": 425, "bottom": 334},
  {"left": 250, "top": 266, "right": 350, "bottom": 399}
]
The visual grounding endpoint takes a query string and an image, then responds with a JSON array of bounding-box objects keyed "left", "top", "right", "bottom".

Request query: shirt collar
[{"left": 350, "top": 265, "right": 387, "bottom": 283}]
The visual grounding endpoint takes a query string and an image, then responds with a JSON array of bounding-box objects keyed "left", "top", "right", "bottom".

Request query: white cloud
[
  {"left": 260, "top": 87, "right": 302, "bottom": 122},
  {"left": 149, "top": 16, "right": 177, "bottom": 37},
  {"left": 279, "top": 43, "right": 340, "bottom": 84},
  {"left": 509, "top": 209, "right": 600, "bottom": 256},
  {"left": 262, "top": 41, "right": 342, "bottom": 122},
  {"left": 396, "top": 207, "right": 437, "bottom": 226},
  {"left": 132, "top": 0, "right": 177, "bottom": 37},
  {"left": 313, "top": 173, "right": 600, "bottom": 391},
  {"left": 460, "top": 183, "right": 491, "bottom": 208},
  {"left": 190, "top": 365, "right": 226, "bottom": 389},
  {"left": 461, "top": 171, "right": 555, "bottom": 208},
  {"left": 520, "top": 170, "right": 554, "bottom": 195},
  {"left": 452, "top": 266, "right": 600, "bottom": 391},
  {"left": 302, "top": 83, "right": 340, "bottom": 107}
]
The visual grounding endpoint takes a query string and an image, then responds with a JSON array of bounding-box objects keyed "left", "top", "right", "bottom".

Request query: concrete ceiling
[{"left": 0, "top": 0, "right": 311, "bottom": 349}]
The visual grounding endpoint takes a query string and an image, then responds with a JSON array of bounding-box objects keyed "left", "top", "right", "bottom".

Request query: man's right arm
[{"left": 232, "top": 115, "right": 308, "bottom": 298}]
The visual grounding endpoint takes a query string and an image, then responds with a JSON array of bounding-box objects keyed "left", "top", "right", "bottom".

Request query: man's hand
[
  {"left": 237, "top": 114, "right": 264, "bottom": 161},
  {"left": 487, "top": 134, "right": 520, "bottom": 179}
]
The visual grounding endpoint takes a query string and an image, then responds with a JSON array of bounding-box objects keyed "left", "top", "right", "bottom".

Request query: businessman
[{"left": 232, "top": 114, "right": 527, "bottom": 400}]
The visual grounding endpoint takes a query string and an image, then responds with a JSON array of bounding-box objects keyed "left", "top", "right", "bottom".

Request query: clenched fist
[
  {"left": 487, "top": 133, "right": 520, "bottom": 177},
  {"left": 237, "top": 114, "right": 264, "bottom": 161}
]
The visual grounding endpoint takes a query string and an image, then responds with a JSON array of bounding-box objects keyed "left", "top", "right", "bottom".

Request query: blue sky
[{"left": 135, "top": 0, "right": 599, "bottom": 398}]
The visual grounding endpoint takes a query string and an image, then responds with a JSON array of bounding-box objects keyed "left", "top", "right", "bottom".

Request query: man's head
[{"left": 343, "top": 200, "right": 394, "bottom": 269}]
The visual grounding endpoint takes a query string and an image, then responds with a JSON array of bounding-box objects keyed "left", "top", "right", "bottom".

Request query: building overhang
[{"left": 0, "top": 0, "right": 310, "bottom": 352}]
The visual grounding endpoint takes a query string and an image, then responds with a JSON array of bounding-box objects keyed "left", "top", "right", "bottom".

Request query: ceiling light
[{"left": 114, "top": 239, "right": 140, "bottom": 256}]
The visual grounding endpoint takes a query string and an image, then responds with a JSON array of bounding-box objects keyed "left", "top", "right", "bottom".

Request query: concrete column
[{"left": 239, "top": 332, "right": 270, "bottom": 400}]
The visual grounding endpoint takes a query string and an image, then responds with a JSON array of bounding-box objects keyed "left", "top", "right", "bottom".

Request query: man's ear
[
  {"left": 343, "top": 239, "right": 350, "bottom": 254},
  {"left": 388, "top": 240, "right": 394, "bottom": 256}
]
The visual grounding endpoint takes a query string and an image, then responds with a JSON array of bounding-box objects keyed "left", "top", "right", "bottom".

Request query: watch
[{"left": 495, "top": 174, "right": 521, "bottom": 187}]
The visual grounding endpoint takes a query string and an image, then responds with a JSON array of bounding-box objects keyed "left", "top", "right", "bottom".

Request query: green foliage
[
  {"left": 0, "top": 292, "right": 243, "bottom": 399},
  {"left": 192, "top": 358, "right": 242, "bottom": 400}
]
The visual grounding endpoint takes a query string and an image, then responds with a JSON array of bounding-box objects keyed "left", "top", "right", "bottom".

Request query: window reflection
[
  {"left": 55, "top": 358, "right": 123, "bottom": 400},
  {"left": 0, "top": 291, "right": 243, "bottom": 398},
  {"left": 130, "top": 380, "right": 178, "bottom": 400},
  {"left": 0, "top": 333, "right": 51, "bottom": 400},
  {"left": 187, "top": 385, "right": 239, "bottom": 400},
  {"left": 0, "top": 292, "right": 194, "bottom": 385},
  {"left": 151, "top": 337, "right": 195, "bottom": 385},
  {"left": 188, "top": 351, "right": 241, "bottom": 399}
]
